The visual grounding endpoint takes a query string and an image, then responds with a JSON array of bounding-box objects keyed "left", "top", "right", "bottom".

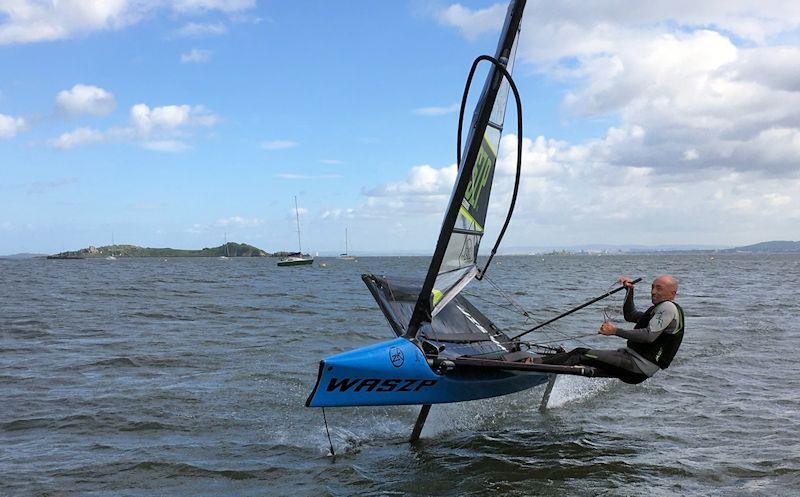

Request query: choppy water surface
[{"left": 1, "top": 254, "right": 798, "bottom": 496}]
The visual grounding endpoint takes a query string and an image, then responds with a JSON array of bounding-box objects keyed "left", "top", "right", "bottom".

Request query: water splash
[{"left": 545, "top": 375, "right": 616, "bottom": 409}]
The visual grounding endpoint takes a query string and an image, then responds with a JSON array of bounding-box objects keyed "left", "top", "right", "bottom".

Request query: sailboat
[
  {"left": 278, "top": 196, "right": 314, "bottom": 267},
  {"left": 306, "top": 0, "right": 620, "bottom": 442},
  {"left": 338, "top": 228, "right": 356, "bottom": 260},
  {"left": 219, "top": 232, "right": 230, "bottom": 259},
  {"left": 105, "top": 233, "right": 116, "bottom": 260}
]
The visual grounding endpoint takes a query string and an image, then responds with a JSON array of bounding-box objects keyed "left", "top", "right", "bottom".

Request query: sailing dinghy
[
  {"left": 338, "top": 228, "right": 356, "bottom": 260},
  {"left": 278, "top": 196, "right": 313, "bottom": 267},
  {"left": 306, "top": 0, "right": 617, "bottom": 441}
]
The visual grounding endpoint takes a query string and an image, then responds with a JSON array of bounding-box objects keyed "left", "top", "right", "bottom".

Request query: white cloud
[
  {"left": 335, "top": 119, "right": 800, "bottom": 249},
  {"left": 0, "top": 0, "right": 142, "bottom": 45},
  {"left": 277, "top": 173, "right": 342, "bottom": 180},
  {"left": 180, "top": 48, "right": 211, "bottom": 63},
  {"left": 47, "top": 102, "right": 217, "bottom": 152},
  {"left": 261, "top": 140, "right": 298, "bottom": 150},
  {"left": 172, "top": 0, "right": 255, "bottom": 14},
  {"left": 173, "top": 22, "right": 227, "bottom": 38},
  {"left": 321, "top": 208, "right": 355, "bottom": 220},
  {"left": 350, "top": 164, "right": 458, "bottom": 229},
  {"left": 287, "top": 206, "right": 308, "bottom": 219},
  {"left": 55, "top": 84, "right": 116, "bottom": 116},
  {"left": 48, "top": 127, "right": 104, "bottom": 149},
  {"left": 0, "top": 1, "right": 257, "bottom": 45},
  {"left": 186, "top": 223, "right": 206, "bottom": 234},
  {"left": 320, "top": 159, "right": 344, "bottom": 165},
  {"left": 413, "top": 103, "right": 459, "bottom": 116},
  {"left": 141, "top": 139, "right": 189, "bottom": 152},
  {"left": 496, "top": 134, "right": 569, "bottom": 178},
  {"left": 436, "top": 3, "right": 506, "bottom": 40},
  {"left": 214, "top": 216, "right": 264, "bottom": 228},
  {"left": 366, "top": 164, "right": 457, "bottom": 198},
  {"left": 683, "top": 149, "right": 699, "bottom": 161},
  {"left": 130, "top": 103, "right": 217, "bottom": 135},
  {"left": 437, "top": 3, "right": 800, "bottom": 179},
  {"left": 25, "top": 177, "right": 78, "bottom": 194},
  {"left": 0, "top": 113, "right": 25, "bottom": 138},
  {"left": 187, "top": 213, "right": 264, "bottom": 233}
]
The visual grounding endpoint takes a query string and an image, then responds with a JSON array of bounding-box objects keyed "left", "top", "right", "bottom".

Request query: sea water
[{"left": 1, "top": 254, "right": 798, "bottom": 496}]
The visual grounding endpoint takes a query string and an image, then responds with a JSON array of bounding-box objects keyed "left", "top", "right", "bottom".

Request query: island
[
  {"left": 47, "top": 242, "right": 270, "bottom": 258},
  {"left": 721, "top": 240, "right": 800, "bottom": 253}
]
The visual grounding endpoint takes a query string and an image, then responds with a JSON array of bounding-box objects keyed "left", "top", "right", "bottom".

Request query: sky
[{"left": 1, "top": 0, "right": 800, "bottom": 255}]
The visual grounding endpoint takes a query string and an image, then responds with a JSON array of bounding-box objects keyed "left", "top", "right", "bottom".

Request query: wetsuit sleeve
[
  {"left": 623, "top": 287, "right": 644, "bottom": 323},
  {"left": 617, "top": 301, "right": 679, "bottom": 343}
]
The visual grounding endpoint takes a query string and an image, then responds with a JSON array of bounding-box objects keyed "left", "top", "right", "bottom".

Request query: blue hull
[{"left": 306, "top": 337, "right": 550, "bottom": 407}]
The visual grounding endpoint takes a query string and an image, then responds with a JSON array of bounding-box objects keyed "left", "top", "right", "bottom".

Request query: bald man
[{"left": 541, "top": 275, "right": 685, "bottom": 384}]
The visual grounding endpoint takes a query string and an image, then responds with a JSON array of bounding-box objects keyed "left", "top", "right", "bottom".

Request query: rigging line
[
  {"left": 510, "top": 278, "right": 642, "bottom": 340},
  {"left": 460, "top": 331, "right": 598, "bottom": 358},
  {"left": 466, "top": 322, "right": 600, "bottom": 357},
  {"left": 322, "top": 407, "right": 335, "bottom": 458},
  {"left": 483, "top": 274, "right": 532, "bottom": 319},
  {"left": 509, "top": 321, "right": 595, "bottom": 349},
  {"left": 530, "top": 332, "right": 602, "bottom": 345},
  {"left": 476, "top": 276, "right": 597, "bottom": 346},
  {"left": 465, "top": 285, "right": 593, "bottom": 347},
  {"left": 462, "top": 291, "right": 522, "bottom": 314},
  {"left": 509, "top": 278, "right": 634, "bottom": 347},
  {"left": 454, "top": 322, "right": 598, "bottom": 358}
]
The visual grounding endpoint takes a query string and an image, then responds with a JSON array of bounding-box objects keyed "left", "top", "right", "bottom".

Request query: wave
[{"left": 89, "top": 357, "right": 140, "bottom": 367}]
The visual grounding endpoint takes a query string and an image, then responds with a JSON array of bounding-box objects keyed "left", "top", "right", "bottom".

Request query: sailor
[{"left": 541, "top": 275, "right": 684, "bottom": 384}]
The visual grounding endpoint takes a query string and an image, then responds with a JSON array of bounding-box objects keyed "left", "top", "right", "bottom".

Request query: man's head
[{"left": 651, "top": 275, "right": 678, "bottom": 304}]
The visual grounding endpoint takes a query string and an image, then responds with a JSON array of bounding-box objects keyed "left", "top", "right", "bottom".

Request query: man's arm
[
  {"left": 616, "top": 301, "right": 679, "bottom": 343},
  {"left": 623, "top": 287, "right": 644, "bottom": 323}
]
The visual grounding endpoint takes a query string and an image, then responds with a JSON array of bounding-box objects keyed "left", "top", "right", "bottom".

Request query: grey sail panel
[{"left": 363, "top": 274, "right": 512, "bottom": 359}]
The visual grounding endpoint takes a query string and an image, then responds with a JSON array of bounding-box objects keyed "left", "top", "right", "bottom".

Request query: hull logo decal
[
  {"left": 326, "top": 377, "right": 438, "bottom": 393},
  {"left": 389, "top": 346, "right": 404, "bottom": 367}
]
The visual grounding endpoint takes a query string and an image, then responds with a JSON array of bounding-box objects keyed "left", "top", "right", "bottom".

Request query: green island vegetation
[{"left": 48, "top": 242, "right": 271, "bottom": 258}]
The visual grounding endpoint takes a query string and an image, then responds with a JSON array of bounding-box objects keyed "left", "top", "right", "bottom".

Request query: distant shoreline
[
  {"left": 2, "top": 239, "right": 798, "bottom": 259},
  {"left": 4, "top": 251, "right": 800, "bottom": 260}
]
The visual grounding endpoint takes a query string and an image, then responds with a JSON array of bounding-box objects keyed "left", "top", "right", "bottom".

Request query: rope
[
  {"left": 465, "top": 277, "right": 635, "bottom": 350},
  {"left": 463, "top": 291, "right": 522, "bottom": 315},
  {"left": 483, "top": 274, "right": 532, "bottom": 320},
  {"left": 322, "top": 407, "right": 335, "bottom": 458},
  {"left": 511, "top": 278, "right": 640, "bottom": 340},
  {"left": 529, "top": 332, "right": 601, "bottom": 345},
  {"left": 480, "top": 278, "right": 597, "bottom": 347},
  {"left": 459, "top": 329, "right": 602, "bottom": 358}
]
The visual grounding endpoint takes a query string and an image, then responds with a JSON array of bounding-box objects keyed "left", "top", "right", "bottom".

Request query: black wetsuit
[{"left": 542, "top": 287, "right": 684, "bottom": 384}]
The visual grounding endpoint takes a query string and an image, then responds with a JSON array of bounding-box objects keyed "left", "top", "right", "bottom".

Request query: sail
[{"left": 406, "top": 0, "right": 525, "bottom": 337}]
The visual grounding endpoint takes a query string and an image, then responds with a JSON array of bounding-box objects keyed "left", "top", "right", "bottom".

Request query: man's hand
[
  {"left": 618, "top": 276, "right": 636, "bottom": 289},
  {"left": 599, "top": 320, "right": 618, "bottom": 335}
]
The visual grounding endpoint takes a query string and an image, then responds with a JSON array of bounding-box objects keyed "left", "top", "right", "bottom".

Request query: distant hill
[
  {"left": 500, "top": 243, "right": 726, "bottom": 254},
  {"left": 0, "top": 253, "right": 48, "bottom": 259},
  {"left": 722, "top": 240, "right": 800, "bottom": 253},
  {"left": 48, "top": 242, "right": 269, "bottom": 258}
]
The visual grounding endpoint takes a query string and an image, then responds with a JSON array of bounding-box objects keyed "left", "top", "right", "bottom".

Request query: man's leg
[
  {"left": 540, "top": 347, "right": 590, "bottom": 366},
  {"left": 581, "top": 349, "right": 649, "bottom": 384},
  {"left": 541, "top": 348, "right": 648, "bottom": 384}
]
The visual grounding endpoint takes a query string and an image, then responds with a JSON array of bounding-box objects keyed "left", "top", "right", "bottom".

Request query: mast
[
  {"left": 294, "top": 196, "right": 302, "bottom": 253},
  {"left": 406, "top": 0, "right": 526, "bottom": 338},
  {"left": 345, "top": 228, "right": 348, "bottom": 255}
]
